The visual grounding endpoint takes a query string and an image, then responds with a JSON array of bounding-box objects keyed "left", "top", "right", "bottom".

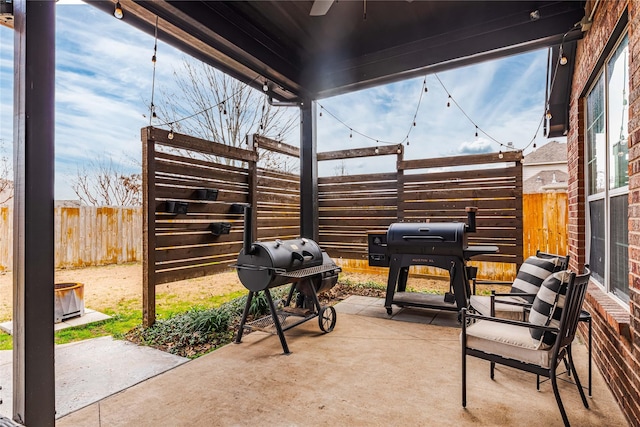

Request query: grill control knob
[
  {"left": 301, "top": 238, "right": 308, "bottom": 245},
  {"left": 275, "top": 239, "right": 283, "bottom": 248}
]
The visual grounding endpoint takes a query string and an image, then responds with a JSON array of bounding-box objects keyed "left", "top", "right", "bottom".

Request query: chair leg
[
  {"left": 550, "top": 370, "right": 570, "bottom": 427},
  {"left": 490, "top": 361, "right": 495, "bottom": 379},
  {"left": 567, "top": 346, "right": 589, "bottom": 409},
  {"left": 462, "top": 348, "right": 467, "bottom": 407},
  {"left": 461, "top": 310, "right": 467, "bottom": 407},
  {"left": 536, "top": 374, "right": 540, "bottom": 390}
]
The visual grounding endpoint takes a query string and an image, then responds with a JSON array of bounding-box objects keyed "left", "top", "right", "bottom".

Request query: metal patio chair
[
  {"left": 461, "top": 267, "right": 591, "bottom": 427},
  {"left": 469, "top": 250, "right": 569, "bottom": 321}
]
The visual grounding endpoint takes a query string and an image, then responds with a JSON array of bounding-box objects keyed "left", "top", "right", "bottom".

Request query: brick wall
[{"left": 568, "top": 1, "right": 640, "bottom": 425}]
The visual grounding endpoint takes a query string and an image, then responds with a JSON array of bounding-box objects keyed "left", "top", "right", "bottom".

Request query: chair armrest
[
  {"left": 489, "top": 291, "right": 535, "bottom": 317},
  {"left": 472, "top": 279, "right": 512, "bottom": 295},
  {"left": 461, "top": 308, "right": 559, "bottom": 333}
]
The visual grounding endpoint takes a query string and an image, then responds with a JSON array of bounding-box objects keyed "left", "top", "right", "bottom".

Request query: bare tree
[
  {"left": 156, "top": 58, "right": 299, "bottom": 172},
  {"left": 71, "top": 158, "right": 141, "bottom": 206},
  {"left": 333, "top": 160, "right": 348, "bottom": 177},
  {"left": 0, "top": 139, "right": 13, "bottom": 205}
]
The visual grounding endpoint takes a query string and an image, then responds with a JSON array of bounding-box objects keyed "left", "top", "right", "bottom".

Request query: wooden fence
[
  {"left": 0, "top": 193, "right": 565, "bottom": 273},
  {"left": 0, "top": 205, "right": 141, "bottom": 271}
]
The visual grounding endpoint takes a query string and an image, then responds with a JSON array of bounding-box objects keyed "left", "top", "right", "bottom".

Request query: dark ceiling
[{"left": 90, "top": 1, "right": 586, "bottom": 102}]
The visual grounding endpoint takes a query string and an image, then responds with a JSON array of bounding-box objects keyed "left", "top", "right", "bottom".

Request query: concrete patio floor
[{"left": 58, "top": 296, "right": 628, "bottom": 426}]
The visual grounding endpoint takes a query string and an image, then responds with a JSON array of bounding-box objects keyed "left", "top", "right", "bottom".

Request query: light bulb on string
[
  {"left": 475, "top": 126, "right": 478, "bottom": 138},
  {"left": 413, "top": 121, "right": 416, "bottom": 127},
  {"left": 349, "top": 129, "right": 353, "bottom": 138},
  {"left": 114, "top": 1, "right": 123, "bottom": 19},
  {"left": 262, "top": 81, "right": 269, "bottom": 92},
  {"left": 533, "top": 142, "right": 537, "bottom": 149},
  {"left": 498, "top": 151, "right": 504, "bottom": 159},
  {"left": 559, "top": 45, "right": 568, "bottom": 66},
  {"left": 447, "top": 95, "right": 451, "bottom": 107},
  {"left": 546, "top": 110, "right": 552, "bottom": 120},
  {"left": 319, "top": 109, "right": 323, "bottom": 117},
  {"left": 168, "top": 127, "right": 174, "bottom": 140},
  {"left": 151, "top": 103, "right": 157, "bottom": 119},
  {"left": 151, "top": 54, "right": 156, "bottom": 63},
  {"left": 375, "top": 147, "right": 379, "bottom": 155},
  {"left": 407, "top": 140, "right": 410, "bottom": 146}
]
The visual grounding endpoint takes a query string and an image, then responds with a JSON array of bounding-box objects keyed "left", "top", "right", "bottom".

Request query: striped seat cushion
[
  {"left": 529, "top": 270, "right": 572, "bottom": 348},
  {"left": 510, "top": 255, "right": 563, "bottom": 303}
]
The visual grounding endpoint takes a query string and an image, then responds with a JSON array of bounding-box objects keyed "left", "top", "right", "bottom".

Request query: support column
[
  {"left": 12, "top": 1, "right": 56, "bottom": 425},
  {"left": 300, "top": 99, "right": 318, "bottom": 241}
]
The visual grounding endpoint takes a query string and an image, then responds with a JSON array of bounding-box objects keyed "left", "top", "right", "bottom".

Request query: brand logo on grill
[{"left": 412, "top": 257, "right": 434, "bottom": 263}]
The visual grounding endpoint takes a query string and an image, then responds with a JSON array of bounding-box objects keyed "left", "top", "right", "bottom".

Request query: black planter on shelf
[
  {"left": 165, "top": 201, "right": 189, "bottom": 215},
  {"left": 210, "top": 222, "right": 232, "bottom": 236},
  {"left": 195, "top": 188, "right": 219, "bottom": 201}
]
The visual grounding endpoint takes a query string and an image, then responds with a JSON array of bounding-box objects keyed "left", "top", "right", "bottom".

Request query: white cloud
[{"left": 457, "top": 139, "right": 493, "bottom": 155}]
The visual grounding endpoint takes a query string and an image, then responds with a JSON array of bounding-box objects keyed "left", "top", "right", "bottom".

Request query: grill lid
[{"left": 386, "top": 222, "right": 466, "bottom": 255}]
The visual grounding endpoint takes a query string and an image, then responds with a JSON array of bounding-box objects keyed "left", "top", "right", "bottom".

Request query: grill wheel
[{"left": 318, "top": 306, "right": 337, "bottom": 332}]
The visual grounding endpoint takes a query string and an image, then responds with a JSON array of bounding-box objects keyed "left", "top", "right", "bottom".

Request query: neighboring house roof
[
  {"left": 522, "top": 141, "right": 567, "bottom": 165},
  {"left": 523, "top": 169, "right": 568, "bottom": 193}
]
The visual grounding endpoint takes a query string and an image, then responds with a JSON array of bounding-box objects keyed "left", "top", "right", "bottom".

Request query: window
[{"left": 585, "top": 32, "right": 629, "bottom": 304}]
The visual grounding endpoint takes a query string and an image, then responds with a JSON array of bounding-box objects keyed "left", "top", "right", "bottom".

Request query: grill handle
[
  {"left": 292, "top": 251, "right": 315, "bottom": 263},
  {"left": 402, "top": 235, "right": 445, "bottom": 241}
]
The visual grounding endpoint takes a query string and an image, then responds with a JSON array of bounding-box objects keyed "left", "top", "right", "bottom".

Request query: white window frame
[{"left": 584, "top": 29, "right": 629, "bottom": 308}]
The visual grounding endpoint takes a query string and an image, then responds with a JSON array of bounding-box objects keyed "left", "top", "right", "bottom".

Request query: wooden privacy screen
[
  {"left": 142, "top": 128, "right": 300, "bottom": 325},
  {"left": 143, "top": 126, "right": 523, "bottom": 325},
  {"left": 318, "top": 147, "right": 523, "bottom": 265}
]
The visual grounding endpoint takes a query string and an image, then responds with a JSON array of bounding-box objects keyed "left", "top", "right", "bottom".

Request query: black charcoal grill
[
  {"left": 368, "top": 207, "right": 498, "bottom": 316},
  {"left": 234, "top": 206, "right": 340, "bottom": 354}
]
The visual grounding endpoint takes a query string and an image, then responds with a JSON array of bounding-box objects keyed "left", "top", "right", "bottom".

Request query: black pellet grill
[
  {"left": 234, "top": 207, "right": 341, "bottom": 354},
  {"left": 368, "top": 207, "right": 498, "bottom": 316}
]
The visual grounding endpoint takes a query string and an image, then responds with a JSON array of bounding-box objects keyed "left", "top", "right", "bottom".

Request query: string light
[
  {"left": 349, "top": 129, "right": 353, "bottom": 138},
  {"left": 148, "top": 16, "right": 159, "bottom": 126},
  {"left": 168, "top": 126, "right": 174, "bottom": 140},
  {"left": 263, "top": 81, "right": 269, "bottom": 92},
  {"left": 559, "top": 45, "right": 568, "bottom": 66},
  {"left": 475, "top": 126, "right": 478, "bottom": 138},
  {"left": 498, "top": 151, "right": 504, "bottom": 159},
  {"left": 546, "top": 110, "right": 553, "bottom": 120},
  {"left": 447, "top": 95, "right": 451, "bottom": 107},
  {"left": 375, "top": 147, "right": 379, "bottom": 154},
  {"left": 114, "top": 1, "right": 123, "bottom": 19}
]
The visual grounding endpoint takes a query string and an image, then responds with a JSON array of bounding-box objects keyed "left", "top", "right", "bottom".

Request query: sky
[{"left": 0, "top": 2, "right": 561, "bottom": 200}]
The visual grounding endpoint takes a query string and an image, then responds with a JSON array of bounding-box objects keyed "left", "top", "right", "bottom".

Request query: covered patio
[
  {"left": 8, "top": 0, "right": 638, "bottom": 426},
  {"left": 56, "top": 297, "right": 626, "bottom": 426}
]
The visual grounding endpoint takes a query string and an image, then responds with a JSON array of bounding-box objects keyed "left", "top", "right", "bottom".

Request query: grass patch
[{"left": 0, "top": 291, "right": 248, "bottom": 350}]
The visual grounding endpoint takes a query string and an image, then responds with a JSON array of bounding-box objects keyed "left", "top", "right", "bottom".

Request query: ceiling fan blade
[{"left": 310, "top": 0, "right": 335, "bottom": 16}]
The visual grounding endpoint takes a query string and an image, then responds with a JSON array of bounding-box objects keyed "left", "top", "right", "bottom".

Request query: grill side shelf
[{"left": 279, "top": 264, "right": 341, "bottom": 278}]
